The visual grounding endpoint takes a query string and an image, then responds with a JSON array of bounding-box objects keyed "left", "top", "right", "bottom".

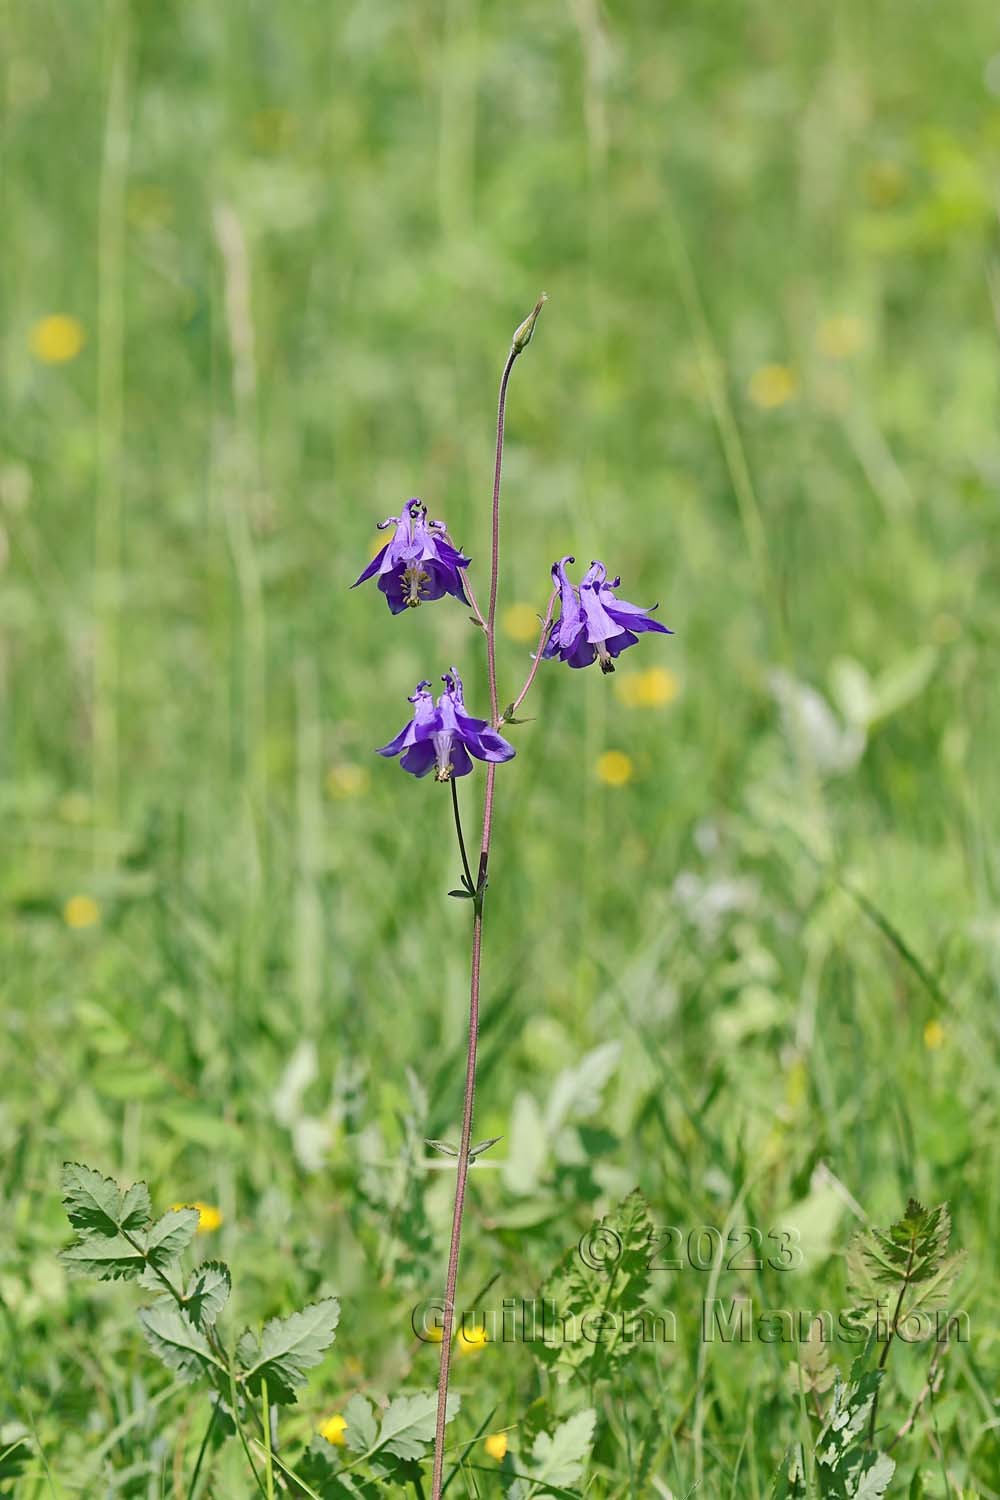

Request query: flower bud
[{"left": 512, "top": 293, "right": 548, "bottom": 353}]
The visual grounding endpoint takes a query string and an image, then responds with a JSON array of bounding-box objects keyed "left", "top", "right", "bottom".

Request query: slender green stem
[
  {"left": 869, "top": 1236, "right": 917, "bottom": 1444},
  {"left": 450, "top": 778, "right": 475, "bottom": 893},
  {"left": 261, "top": 1377, "right": 275, "bottom": 1500},
  {"left": 228, "top": 1359, "right": 269, "bottom": 1499},
  {"left": 501, "top": 586, "right": 558, "bottom": 725},
  {"left": 186, "top": 1400, "right": 218, "bottom": 1500}
]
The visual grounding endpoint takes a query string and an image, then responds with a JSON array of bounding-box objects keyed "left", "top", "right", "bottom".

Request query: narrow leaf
[
  {"left": 426, "top": 1140, "right": 460, "bottom": 1158},
  {"left": 469, "top": 1136, "right": 503, "bottom": 1159}
]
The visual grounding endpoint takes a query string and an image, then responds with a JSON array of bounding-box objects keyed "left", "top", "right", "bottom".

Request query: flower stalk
[
  {"left": 428, "top": 299, "right": 545, "bottom": 1500},
  {"left": 354, "top": 290, "right": 671, "bottom": 1500}
]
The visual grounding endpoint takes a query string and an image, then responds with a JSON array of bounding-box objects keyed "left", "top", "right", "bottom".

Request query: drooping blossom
[
  {"left": 542, "top": 556, "right": 671, "bottom": 673},
  {"left": 377, "top": 670, "right": 516, "bottom": 781},
  {"left": 352, "top": 499, "right": 470, "bottom": 614}
]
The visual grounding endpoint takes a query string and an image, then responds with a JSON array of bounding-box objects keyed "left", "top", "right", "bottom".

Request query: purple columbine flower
[
  {"left": 377, "top": 669, "right": 516, "bottom": 781},
  {"left": 542, "top": 556, "right": 671, "bottom": 673},
  {"left": 352, "top": 498, "right": 471, "bottom": 614}
]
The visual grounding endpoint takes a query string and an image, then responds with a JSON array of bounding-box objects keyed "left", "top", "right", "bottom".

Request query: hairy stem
[{"left": 430, "top": 298, "right": 544, "bottom": 1500}]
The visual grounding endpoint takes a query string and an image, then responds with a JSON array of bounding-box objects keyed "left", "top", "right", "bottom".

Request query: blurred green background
[{"left": 3, "top": 0, "right": 1000, "bottom": 1494}]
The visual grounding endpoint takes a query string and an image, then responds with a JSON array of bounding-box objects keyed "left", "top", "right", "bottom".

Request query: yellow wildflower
[
  {"left": 614, "top": 666, "right": 680, "bottom": 709},
  {"left": 816, "top": 316, "right": 866, "bottom": 360},
  {"left": 923, "top": 1019, "right": 945, "bottom": 1051},
  {"left": 171, "top": 1201, "right": 223, "bottom": 1233},
  {"left": 484, "top": 1432, "right": 508, "bottom": 1461},
  {"left": 30, "top": 315, "right": 86, "bottom": 365},
  {"left": 63, "top": 895, "right": 100, "bottom": 929},
  {"left": 503, "top": 603, "right": 542, "bottom": 644},
  {"left": 748, "top": 363, "right": 797, "bottom": 410},
  {"left": 327, "top": 764, "right": 371, "bottom": 799},
  {"left": 595, "top": 750, "right": 633, "bottom": 787},
  {"left": 319, "top": 1413, "right": 348, "bottom": 1446},
  {"left": 456, "top": 1323, "right": 489, "bottom": 1355}
]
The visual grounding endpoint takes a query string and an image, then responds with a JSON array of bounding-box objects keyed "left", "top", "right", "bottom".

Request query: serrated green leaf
[
  {"left": 137, "top": 1303, "right": 221, "bottom": 1383},
  {"left": 377, "top": 1392, "right": 459, "bottom": 1461},
  {"left": 61, "top": 1163, "right": 151, "bottom": 1237},
  {"left": 238, "top": 1298, "right": 340, "bottom": 1403},
  {"left": 182, "top": 1261, "right": 231, "bottom": 1329},
  {"left": 60, "top": 1234, "right": 148, "bottom": 1281},
  {"left": 816, "top": 1371, "right": 883, "bottom": 1470},
  {"left": 849, "top": 1452, "right": 896, "bottom": 1499},
  {"left": 530, "top": 1408, "right": 596, "bottom": 1488},
  {"left": 342, "top": 1393, "right": 379, "bottom": 1454},
  {"left": 534, "top": 1188, "right": 654, "bottom": 1384},
  {"left": 144, "top": 1208, "right": 199, "bottom": 1270},
  {"left": 847, "top": 1199, "right": 965, "bottom": 1335}
]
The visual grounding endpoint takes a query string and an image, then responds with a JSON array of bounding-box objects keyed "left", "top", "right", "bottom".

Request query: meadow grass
[{"left": 2, "top": 1, "right": 999, "bottom": 1495}]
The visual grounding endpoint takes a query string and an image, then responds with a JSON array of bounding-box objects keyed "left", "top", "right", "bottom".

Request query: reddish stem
[{"left": 429, "top": 302, "right": 544, "bottom": 1500}]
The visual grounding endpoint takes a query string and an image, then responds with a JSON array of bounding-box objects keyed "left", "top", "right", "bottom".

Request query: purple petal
[
  {"left": 399, "top": 740, "right": 437, "bottom": 777},
  {"left": 449, "top": 742, "right": 474, "bottom": 778},
  {"left": 352, "top": 544, "right": 389, "bottom": 588},
  {"left": 605, "top": 605, "right": 672, "bottom": 635},
  {"left": 606, "top": 628, "right": 639, "bottom": 658},
  {"left": 378, "top": 569, "right": 409, "bottom": 614}
]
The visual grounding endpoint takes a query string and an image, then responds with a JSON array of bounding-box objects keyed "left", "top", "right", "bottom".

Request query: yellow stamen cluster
[{"left": 403, "top": 564, "right": 430, "bottom": 607}]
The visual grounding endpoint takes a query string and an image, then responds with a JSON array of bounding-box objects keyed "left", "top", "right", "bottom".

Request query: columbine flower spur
[
  {"left": 377, "top": 671, "right": 516, "bottom": 781},
  {"left": 351, "top": 498, "right": 471, "bottom": 613},
  {"left": 543, "top": 555, "right": 671, "bottom": 672}
]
